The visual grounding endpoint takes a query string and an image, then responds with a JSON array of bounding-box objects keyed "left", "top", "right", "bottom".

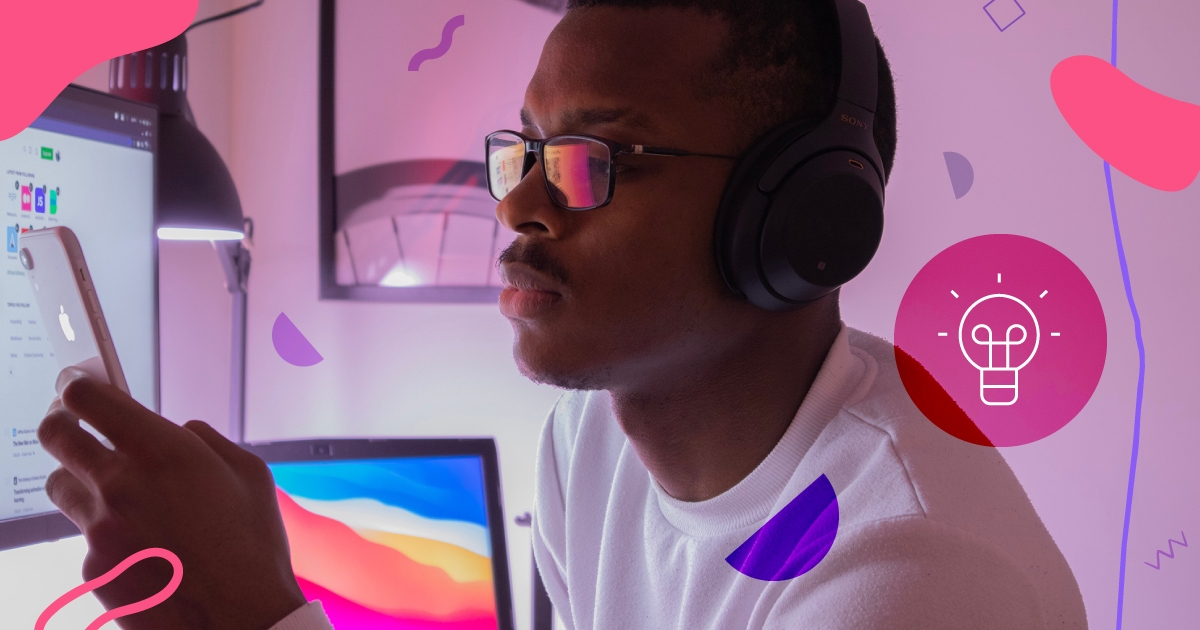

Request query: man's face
[{"left": 497, "top": 7, "right": 755, "bottom": 391}]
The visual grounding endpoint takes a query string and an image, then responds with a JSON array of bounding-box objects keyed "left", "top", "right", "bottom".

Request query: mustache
[{"left": 497, "top": 239, "right": 571, "bottom": 286}]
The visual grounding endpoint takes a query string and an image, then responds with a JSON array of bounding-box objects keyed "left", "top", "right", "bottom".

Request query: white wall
[{"left": 224, "top": 3, "right": 562, "bottom": 630}]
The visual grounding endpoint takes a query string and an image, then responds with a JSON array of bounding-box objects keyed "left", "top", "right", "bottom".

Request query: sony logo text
[{"left": 840, "top": 113, "right": 868, "bottom": 130}]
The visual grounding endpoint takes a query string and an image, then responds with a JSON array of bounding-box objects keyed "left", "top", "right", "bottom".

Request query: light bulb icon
[
  {"left": 958, "top": 293, "right": 1040, "bottom": 406},
  {"left": 896, "top": 234, "right": 1106, "bottom": 446}
]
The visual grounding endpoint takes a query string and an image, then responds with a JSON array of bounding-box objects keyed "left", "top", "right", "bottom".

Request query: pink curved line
[
  {"left": 35, "top": 547, "right": 184, "bottom": 630},
  {"left": 408, "top": 15, "right": 466, "bottom": 71}
]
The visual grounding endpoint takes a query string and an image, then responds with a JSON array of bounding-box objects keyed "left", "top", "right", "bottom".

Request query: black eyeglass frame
[{"left": 485, "top": 129, "right": 739, "bottom": 211}]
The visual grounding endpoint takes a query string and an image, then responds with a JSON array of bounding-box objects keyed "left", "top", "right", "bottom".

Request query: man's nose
[{"left": 496, "top": 157, "right": 561, "bottom": 236}]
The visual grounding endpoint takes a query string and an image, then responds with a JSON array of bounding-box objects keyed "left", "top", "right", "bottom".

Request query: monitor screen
[
  {"left": 0, "top": 85, "right": 158, "bottom": 527},
  {"left": 270, "top": 455, "right": 501, "bottom": 630}
]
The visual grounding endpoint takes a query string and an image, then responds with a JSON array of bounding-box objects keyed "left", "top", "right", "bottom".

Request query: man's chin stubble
[{"left": 514, "top": 353, "right": 612, "bottom": 392}]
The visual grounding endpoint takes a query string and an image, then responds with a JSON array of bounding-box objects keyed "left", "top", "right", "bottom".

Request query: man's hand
[{"left": 38, "top": 367, "right": 307, "bottom": 630}]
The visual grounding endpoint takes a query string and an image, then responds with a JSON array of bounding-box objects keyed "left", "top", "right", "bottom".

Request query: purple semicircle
[
  {"left": 725, "top": 473, "right": 839, "bottom": 581},
  {"left": 943, "top": 151, "right": 975, "bottom": 199},
  {"left": 273, "top": 312, "right": 324, "bottom": 367}
]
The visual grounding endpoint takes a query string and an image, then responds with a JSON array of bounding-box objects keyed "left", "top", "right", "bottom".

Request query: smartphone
[{"left": 17, "top": 226, "right": 129, "bottom": 394}]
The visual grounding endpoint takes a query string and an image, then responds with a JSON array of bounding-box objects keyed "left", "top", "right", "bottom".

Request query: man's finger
[
  {"left": 46, "top": 395, "right": 71, "bottom": 417},
  {"left": 56, "top": 371, "right": 174, "bottom": 453},
  {"left": 184, "top": 420, "right": 264, "bottom": 472},
  {"left": 39, "top": 407, "right": 117, "bottom": 481},
  {"left": 44, "top": 467, "right": 97, "bottom": 527}
]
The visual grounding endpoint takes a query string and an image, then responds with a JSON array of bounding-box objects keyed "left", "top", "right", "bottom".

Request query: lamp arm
[{"left": 213, "top": 238, "right": 251, "bottom": 443}]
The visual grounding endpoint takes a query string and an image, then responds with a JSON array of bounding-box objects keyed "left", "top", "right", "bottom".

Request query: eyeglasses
[{"left": 485, "top": 130, "right": 739, "bottom": 211}]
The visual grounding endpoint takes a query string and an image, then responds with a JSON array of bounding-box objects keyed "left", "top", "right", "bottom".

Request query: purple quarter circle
[
  {"left": 272, "top": 312, "right": 324, "bottom": 367},
  {"left": 726, "top": 474, "right": 839, "bottom": 581}
]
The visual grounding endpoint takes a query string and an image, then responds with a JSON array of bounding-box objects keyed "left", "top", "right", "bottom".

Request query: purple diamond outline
[{"left": 983, "top": 0, "right": 1026, "bottom": 32}]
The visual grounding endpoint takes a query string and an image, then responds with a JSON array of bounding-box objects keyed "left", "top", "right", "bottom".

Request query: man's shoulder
[
  {"left": 811, "top": 327, "right": 1029, "bottom": 528},
  {"left": 825, "top": 329, "right": 1084, "bottom": 628}
]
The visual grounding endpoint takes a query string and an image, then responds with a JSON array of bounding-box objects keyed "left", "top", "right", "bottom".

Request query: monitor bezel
[
  {"left": 0, "top": 83, "right": 160, "bottom": 552},
  {"left": 244, "top": 437, "right": 516, "bottom": 630}
]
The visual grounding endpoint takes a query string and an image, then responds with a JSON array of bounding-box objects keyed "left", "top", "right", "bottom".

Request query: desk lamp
[{"left": 108, "top": 1, "right": 264, "bottom": 443}]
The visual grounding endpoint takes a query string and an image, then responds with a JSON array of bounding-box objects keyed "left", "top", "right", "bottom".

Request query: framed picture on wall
[{"left": 319, "top": 0, "right": 567, "bottom": 302}]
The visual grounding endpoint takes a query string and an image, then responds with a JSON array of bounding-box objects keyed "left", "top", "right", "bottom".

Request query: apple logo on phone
[{"left": 58, "top": 305, "right": 75, "bottom": 342}]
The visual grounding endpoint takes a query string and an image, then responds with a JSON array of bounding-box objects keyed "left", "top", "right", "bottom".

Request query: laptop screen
[{"left": 269, "top": 455, "right": 500, "bottom": 630}]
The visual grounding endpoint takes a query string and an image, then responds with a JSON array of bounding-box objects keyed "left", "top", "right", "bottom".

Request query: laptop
[{"left": 244, "top": 438, "right": 515, "bottom": 630}]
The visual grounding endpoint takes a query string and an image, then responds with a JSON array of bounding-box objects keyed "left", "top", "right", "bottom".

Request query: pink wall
[
  {"left": 71, "top": 0, "right": 1200, "bottom": 627},
  {"left": 226, "top": 4, "right": 560, "bottom": 629},
  {"left": 844, "top": 1, "right": 1200, "bottom": 625}
]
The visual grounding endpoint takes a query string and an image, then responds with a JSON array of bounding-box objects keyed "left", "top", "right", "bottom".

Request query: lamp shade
[{"left": 109, "top": 33, "right": 244, "bottom": 241}]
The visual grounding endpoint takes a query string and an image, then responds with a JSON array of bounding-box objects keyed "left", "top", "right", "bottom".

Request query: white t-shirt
[
  {"left": 275, "top": 325, "right": 1086, "bottom": 630},
  {"left": 530, "top": 326, "right": 1087, "bottom": 629}
]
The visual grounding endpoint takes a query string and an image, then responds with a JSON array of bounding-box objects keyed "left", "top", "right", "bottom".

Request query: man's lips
[
  {"left": 499, "top": 262, "right": 565, "bottom": 294},
  {"left": 498, "top": 263, "right": 564, "bottom": 320}
]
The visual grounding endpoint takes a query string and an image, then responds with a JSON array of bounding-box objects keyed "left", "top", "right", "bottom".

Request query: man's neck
[{"left": 608, "top": 303, "right": 843, "bottom": 502}]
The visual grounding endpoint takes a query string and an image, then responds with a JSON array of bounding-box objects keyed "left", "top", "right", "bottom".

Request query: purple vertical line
[
  {"left": 1110, "top": 0, "right": 1119, "bottom": 65},
  {"left": 1103, "top": 1, "right": 1143, "bottom": 627},
  {"left": 1107, "top": 162, "right": 1145, "bottom": 629}
]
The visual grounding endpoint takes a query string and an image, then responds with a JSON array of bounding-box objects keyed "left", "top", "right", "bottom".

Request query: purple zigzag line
[
  {"left": 408, "top": 14, "right": 466, "bottom": 72},
  {"left": 1144, "top": 532, "right": 1188, "bottom": 570}
]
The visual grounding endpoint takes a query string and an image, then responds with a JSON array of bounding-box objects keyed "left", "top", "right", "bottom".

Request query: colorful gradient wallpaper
[{"left": 269, "top": 456, "right": 499, "bottom": 630}]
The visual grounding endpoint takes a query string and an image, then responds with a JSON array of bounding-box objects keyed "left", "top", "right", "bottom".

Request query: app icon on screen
[
  {"left": 34, "top": 187, "right": 46, "bottom": 213},
  {"left": 49, "top": 189, "right": 57, "bottom": 214},
  {"left": 5, "top": 225, "right": 17, "bottom": 253},
  {"left": 20, "top": 186, "right": 31, "bottom": 211}
]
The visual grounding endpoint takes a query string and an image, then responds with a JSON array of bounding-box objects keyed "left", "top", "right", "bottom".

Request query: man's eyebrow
[{"left": 518, "top": 106, "right": 655, "bottom": 133}]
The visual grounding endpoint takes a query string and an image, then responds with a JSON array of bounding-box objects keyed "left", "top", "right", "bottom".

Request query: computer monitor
[
  {"left": 0, "top": 84, "right": 159, "bottom": 549},
  {"left": 245, "top": 438, "right": 515, "bottom": 630}
]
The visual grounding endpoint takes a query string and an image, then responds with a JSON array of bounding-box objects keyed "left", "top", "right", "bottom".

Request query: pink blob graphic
[
  {"left": 895, "top": 235, "right": 1106, "bottom": 447},
  {"left": 36, "top": 547, "right": 184, "bottom": 630},
  {"left": 0, "top": 0, "right": 199, "bottom": 142},
  {"left": 1051, "top": 55, "right": 1200, "bottom": 192},
  {"left": 273, "top": 312, "right": 324, "bottom": 367}
]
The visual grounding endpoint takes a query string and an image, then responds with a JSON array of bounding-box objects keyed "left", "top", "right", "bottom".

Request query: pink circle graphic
[{"left": 895, "top": 234, "right": 1106, "bottom": 447}]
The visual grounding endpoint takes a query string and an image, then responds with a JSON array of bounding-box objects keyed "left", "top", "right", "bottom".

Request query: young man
[{"left": 38, "top": 1, "right": 1086, "bottom": 629}]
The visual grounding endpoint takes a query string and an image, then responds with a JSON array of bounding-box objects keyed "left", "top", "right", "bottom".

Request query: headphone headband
[
  {"left": 712, "top": 0, "right": 886, "bottom": 311},
  {"left": 832, "top": 0, "right": 878, "bottom": 114}
]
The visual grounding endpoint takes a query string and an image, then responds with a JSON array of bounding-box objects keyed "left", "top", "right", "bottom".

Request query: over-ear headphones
[{"left": 713, "top": 0, "right": 885, "bottom": 312}]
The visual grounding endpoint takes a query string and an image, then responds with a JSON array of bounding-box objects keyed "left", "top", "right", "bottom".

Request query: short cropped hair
[{"left": 566, "top": 0, "right": 898, "bottom": 180}]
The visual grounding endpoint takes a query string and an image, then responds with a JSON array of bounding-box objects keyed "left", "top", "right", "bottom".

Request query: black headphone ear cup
[
  {"left": 759, "top": 152, "right": 884, "bottom": 302},
  {"left": 713, "top": 118, "right": 823, "bottom": 303}
]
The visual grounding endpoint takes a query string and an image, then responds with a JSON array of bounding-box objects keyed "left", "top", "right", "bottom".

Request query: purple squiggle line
[
  {"left": 408, "top": 15, "right": 466, "bottom": 72},
  {"left": 1144, "top": 532, "right": 1188, "bottom": 570}
]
